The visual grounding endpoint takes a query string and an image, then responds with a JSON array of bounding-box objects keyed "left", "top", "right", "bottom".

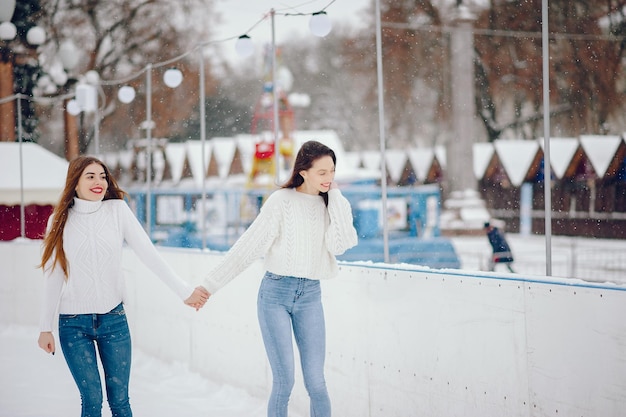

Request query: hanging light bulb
[
  {"left": 66, "top": 99, "right": 81, "bottom": 116},
  {"left": 235, "top": 34, "right": 254, "bottom": 57},
  {"left": 163, "top": 67, "right": 183, "bottom": 88},
  {"left": 26, "top": 26, "right": 46, "bottom": 45},
  {"left": 58, "top": 39, "right": 80, "bottom": 72},
  {"left": 0, "top": 21, "right": 16, "bottom": 41},
  {"left": 0, "top": 0, "right": 16, "bottom": 23},
  {"left": 309, "top": 11, "right": 332, "bottom": 37},
  {"left": 84, "top": 70, "right": 100, "bottom": 85},
  {"left": 117, "top": 86, "right": 136, "bottom": 104}
]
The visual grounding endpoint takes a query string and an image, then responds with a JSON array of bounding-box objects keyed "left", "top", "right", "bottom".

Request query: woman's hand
[
  {"left": 185, "top": 286, "right": 211, "bottom": 311},
  {"left": 38, "top": 332, "right": 55, "bottom": 355}
]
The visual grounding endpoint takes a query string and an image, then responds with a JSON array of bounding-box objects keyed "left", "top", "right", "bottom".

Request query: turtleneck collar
[{"left": 72, "top": 197, "right": 104, "bottom": 214}]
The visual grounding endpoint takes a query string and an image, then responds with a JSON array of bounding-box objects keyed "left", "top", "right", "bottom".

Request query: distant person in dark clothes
[{"left": 484, "top": 221, "right": 515, "bottom": 272}]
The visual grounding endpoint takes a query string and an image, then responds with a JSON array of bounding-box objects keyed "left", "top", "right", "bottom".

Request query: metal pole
[
  {"left": 199, "top": 48, "right": 207, "bottom": 250},
  {"left": 17, "top": 95, "right": 24, "bottom": 238},
  {"left": 450, "top": 8, "right": 477, "bottom": 194},
  {"left": 375, "top": 0, "right": 389, "bottom": 263},
  {"left": 541, "top": 0, "right": 552, "bottom": 275},
  {"left": 271, "top": 8, "right": 280, "bottom": 185},
  {"left": 145, "top": 64, "right": 153, "bottom": 238},
  {"left": 94, "top": 83, "right": 101, "bottom": 157}
]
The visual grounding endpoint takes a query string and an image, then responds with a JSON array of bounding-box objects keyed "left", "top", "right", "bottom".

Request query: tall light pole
[
  {"left": 375, "top": 0, "right": 390, "bottom": 262},
  {"left": 541, "top": 0, "right": 552, "bottom": 275},
  {"left": 0, "top": 0, "right": 17, "bottom": 142},
  {"left": 118, "top": 65, "right": 183, "bottom": 236},
  {"left": 270, "top": 9, "right": 279, "bottom": 183},
  {"left": 236, "top": 8, "right": 332, "bottom": 184},
  {"left": 58, "top": 39, "right": 81, "bottom": 160},
  {"left": 447, "top": 3, "right": 478, "bottom": 196}
]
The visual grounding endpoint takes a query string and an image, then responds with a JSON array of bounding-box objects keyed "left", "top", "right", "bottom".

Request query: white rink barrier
[{"left": 2, "top": 239, "right": 626, "bottom": 417}]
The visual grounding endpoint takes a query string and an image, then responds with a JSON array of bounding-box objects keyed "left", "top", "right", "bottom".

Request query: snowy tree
[
  {"left": 35, "top": 0, "right": 218, "bottom": 153},
  {"left": 346, "top": 0, "right": 626, "bottom": 147},
  {"left": 476, "top": 0, "right": 626, "bottom": 140},
  {"left": 0, "top": 0, "right": 45, "bottom": 143}
]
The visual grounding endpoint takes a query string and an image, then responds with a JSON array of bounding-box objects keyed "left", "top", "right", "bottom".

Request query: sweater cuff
[{"left": 202, "top": 279, "right": 220, "bottom": 296}]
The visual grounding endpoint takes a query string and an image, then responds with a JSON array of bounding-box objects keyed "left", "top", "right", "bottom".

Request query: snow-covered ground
[
  {"left": 450, "top": 233, "right": 626, "bottom": 285},
  {"left": 0, "top": 324, "right": 267, "bottom": 417},
  {"left": 2, "top": 233, "right": 624, "bottom": 417}
]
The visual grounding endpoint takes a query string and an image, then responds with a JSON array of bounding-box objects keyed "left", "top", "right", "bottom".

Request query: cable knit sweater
[
  {"left": 203, "top": 188, "right": 358, "bottom": 294},
  {"left": 39, "top": 197, "right": 194, "bottom": 332}
]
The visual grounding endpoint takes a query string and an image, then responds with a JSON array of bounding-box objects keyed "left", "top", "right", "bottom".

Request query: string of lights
[
  {"left": 0, "top": 91, "right": 74, "bottom": 105},
  {"left": 99, "top": 0, "right": 336, "bottom": 88},
  {"left": 382, "top": 21, "right": 626, "bottom": 42}
]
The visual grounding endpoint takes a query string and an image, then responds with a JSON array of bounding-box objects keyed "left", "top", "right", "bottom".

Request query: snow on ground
[
  {"left": 450, "top": 233, "right": 626, "bottom": 285},
  {"left": 0, "top": 324, "right": 266, "bottom": 417},
  {"left": 2, "top": 233, "right": 625, "bottom": 416}
]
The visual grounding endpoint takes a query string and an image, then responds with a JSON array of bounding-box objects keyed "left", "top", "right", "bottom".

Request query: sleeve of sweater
[
  {"left": 325, "top": 188, "right": 358, "bottom": 255},
  {"left": 39, "top": 256, "right": 65, "bottom": 332},
  {"left": 202, "top": 193, "right": 281, "bottom": 294},
  {"left": 118, "top": 201, "right": 194, "bottom": 301},
  {"left": 39, "top": 215, "right": 65, "bottom": 333}
]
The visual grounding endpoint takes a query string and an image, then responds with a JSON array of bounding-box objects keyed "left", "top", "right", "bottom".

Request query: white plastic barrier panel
[{"left": 2, "top": 239, "right": 626, "bottom": 417}]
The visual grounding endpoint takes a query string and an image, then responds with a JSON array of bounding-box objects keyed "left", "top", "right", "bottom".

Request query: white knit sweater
[
  {"left": 39, "top": 198, "right": 193, "bottom": 332},
  {"left": 202, "top": 188, "right": 358, "bottom": 294}
]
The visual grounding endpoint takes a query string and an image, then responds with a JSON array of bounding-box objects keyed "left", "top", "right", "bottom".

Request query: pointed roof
[
  {"left": 579, "top": 135, "right": 623, "bottom": 177},
  {"left": 385, "top": 149, "right": 408, "bottom": 184},
  {"left": 360, "top": 151, "right": 381, "bottom": 171},
  {"left": 164, "top": 143, "right": 187, "bottom": 184},
  {"left": 494, "top": 140, "right": 540, "bottom": 186},
  {"left": 185, "top": 140, "right": 212, "bottom": 187},
  {"left": 434, "top": 145, "right": 447, "bottom": 169},
  {"left": 234, "top": 134, "right": 257, "bottom": 175},
  {"left": 537, "top": 137, "right": 579, "bottom": 179},
  {"left": 472, "top": 142, "right": 494, "bottom": 180},
  {"left": 211, "top": 137, "right": 238, "bottom": 179},
  {"left": 407, "top": 148, "right": 435, "bottom": 182}
]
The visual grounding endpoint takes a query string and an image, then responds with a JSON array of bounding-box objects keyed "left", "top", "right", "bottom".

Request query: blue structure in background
[{"left": 128, "top": 185, "right": 460, "bottom": 269}]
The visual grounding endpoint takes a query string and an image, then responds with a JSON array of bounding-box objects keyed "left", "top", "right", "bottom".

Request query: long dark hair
[
  {"left": 39, "top": 155, "right": 127, "bottom": 278},
  {"left": 282, "top": 140, "right": 336, "bottom": 206}
]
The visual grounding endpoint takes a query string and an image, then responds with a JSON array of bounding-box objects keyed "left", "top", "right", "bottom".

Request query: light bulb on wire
[
  {"left": 235, "top": 34, "right": 254, "bottom": 57},
  {"left": 309, "top": 11, "right": 332, "bottom": 37},
  {"left": 117, "top": 86, "right": 136, "bottom": 104},
  {"left": 163, "top": 68, "right": 183, "bottom": 88},
  {"left": 66, "top": 99, "right": 81, "bottom": 116},
  {"left": 0, "top": 21, "right": 16, "bottom": 41},
  {"left": 26, "top": 26, "right": 46, "bottom": 45}
]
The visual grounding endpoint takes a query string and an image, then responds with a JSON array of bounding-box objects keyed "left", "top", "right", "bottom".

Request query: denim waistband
[
  {"left": 264, "top": 271, "right": 314, "bottom": 281},
  {"left": 59, "top": 302, "right": 124, "bottom": 318}
]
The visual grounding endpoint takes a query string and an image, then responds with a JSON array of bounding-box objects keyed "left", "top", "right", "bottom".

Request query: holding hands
[{"left": 185, "top": 286, "right": 210, "bottom": 311}]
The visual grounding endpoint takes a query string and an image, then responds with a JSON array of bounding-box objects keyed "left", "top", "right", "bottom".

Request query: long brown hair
[
  {"left": 40, "top": 156, "right": 127, "bottom": 278},
  {"left": 282, "top": 140, "right": 336, "bottom": 206}
]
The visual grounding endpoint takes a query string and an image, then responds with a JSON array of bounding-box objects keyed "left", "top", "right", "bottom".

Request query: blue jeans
[
  {"left": 257, "top": 272, "right": 331, "bottom": 417},
  {"left": 59, "top": 303, "right": 132, "bottom": 417}
]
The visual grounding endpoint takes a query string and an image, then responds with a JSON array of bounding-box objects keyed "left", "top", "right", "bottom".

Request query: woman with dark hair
[
  {"left": 37, "top": 155, "right": 209, "bottom": 417},
  {"left": 201, "top": 140, "right": 358, "bottom": 417}
]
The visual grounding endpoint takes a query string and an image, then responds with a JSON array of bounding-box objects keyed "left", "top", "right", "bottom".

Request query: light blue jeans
[
  {"left": 257, "top": 272, "right": 331, "bottom": 417},
  {"left": 58, "top": 303, "right": 132, "bottom": 417}
]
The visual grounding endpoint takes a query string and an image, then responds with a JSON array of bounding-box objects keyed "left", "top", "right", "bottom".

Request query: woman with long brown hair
[
  {"left": 37, "top": 155, "right": 208, "bottom": 417},
  {"left": 200, "top": 140, "right": 358, "bottom": 417}
]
